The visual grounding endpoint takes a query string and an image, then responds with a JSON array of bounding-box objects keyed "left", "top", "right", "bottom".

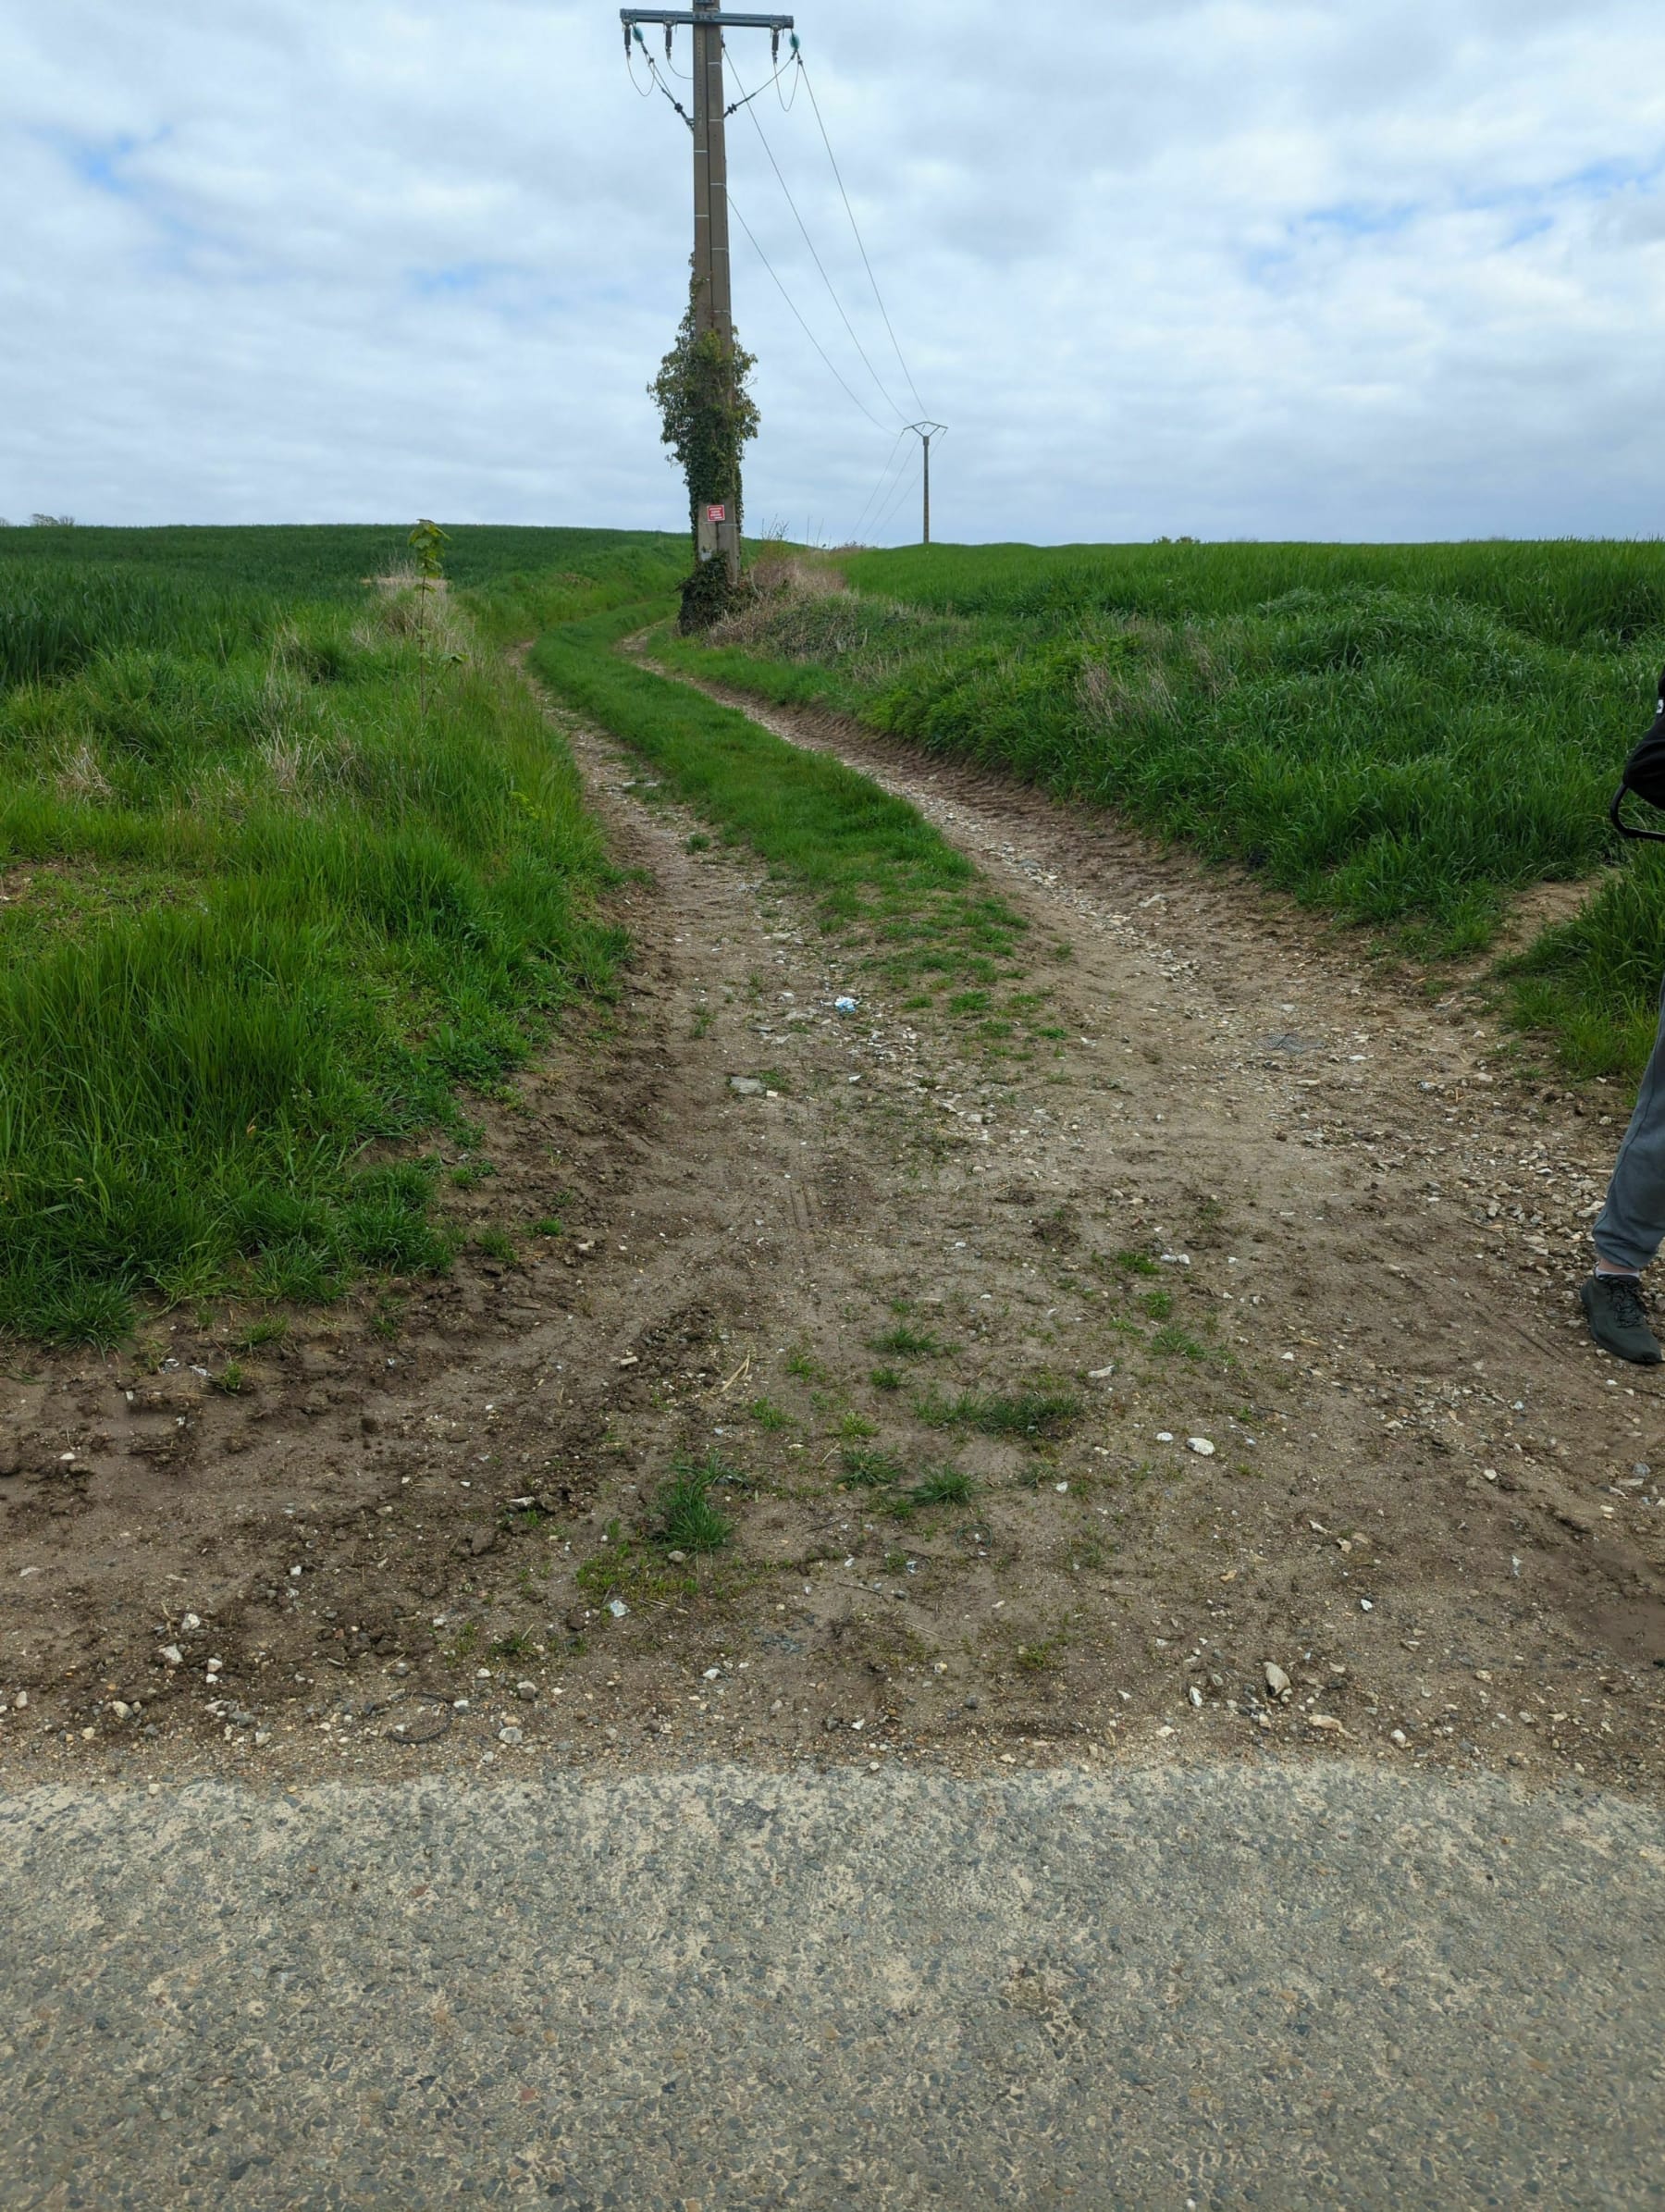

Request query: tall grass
[{"left": 0, "top": 532, "right": 633, "bottom": 1342}]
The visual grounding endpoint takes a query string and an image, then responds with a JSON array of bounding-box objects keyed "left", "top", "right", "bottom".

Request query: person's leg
[
  {"left": 1593, "top": 982, "right": 1665, "bottom": 1274},
  {"left": 1584, "top": 980, "right": 1665, "bottom": 1361}
]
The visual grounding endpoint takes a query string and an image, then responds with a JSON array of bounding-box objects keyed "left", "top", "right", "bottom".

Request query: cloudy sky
[{"left": 6, "top": 0, "right": 1665, "bottom": 543}]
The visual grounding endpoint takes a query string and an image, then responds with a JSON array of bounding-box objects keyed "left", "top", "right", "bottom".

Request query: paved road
[{"left": 4, "top": 1759, "right": 1662, "bottom": 2209}]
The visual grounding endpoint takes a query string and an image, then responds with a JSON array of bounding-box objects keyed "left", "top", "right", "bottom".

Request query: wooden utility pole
[
  {"left": 906, "top": 421, "right": 945, "bottom": 546},
  {"left": 623, "top": 1, "right": 794, "bottom": 582}
]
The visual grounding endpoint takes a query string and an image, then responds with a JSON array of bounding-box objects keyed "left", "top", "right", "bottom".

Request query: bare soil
[{"left": 3, "top": 661, "right": 1663, "bottom": 1796}]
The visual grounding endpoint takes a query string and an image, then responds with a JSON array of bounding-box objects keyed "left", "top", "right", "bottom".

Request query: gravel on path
[{"left": 4, "top": 1759, "right": 1662, "bottom": 2209}]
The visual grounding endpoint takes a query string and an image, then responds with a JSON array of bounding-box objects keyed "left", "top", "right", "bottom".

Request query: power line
[
  {"left": 851, "top": 426, "right": 910, "bottom": 540},
  {"left": 799, "top": 58, "right": 929, "bottom": 420},
  {"left": 726, "top": 51, "right": 909, "bottom": 426},
  {"left": 635, "top": 43, "right": 893, "bottom": 441},
  {"left": 870, "top": 445, "right": 919, "bottom": 539},
  {"left": 727, "top": 194, "right": 894, "bottom": 434}
]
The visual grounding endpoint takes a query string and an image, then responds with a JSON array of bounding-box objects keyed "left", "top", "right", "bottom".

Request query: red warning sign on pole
[{"left": 706, "top": 504, "right": 727, "bottom": 523}]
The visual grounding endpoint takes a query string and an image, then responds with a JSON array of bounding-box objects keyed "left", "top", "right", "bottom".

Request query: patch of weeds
[
  {"left": 370, "top": 1293, "right": 406, "bottom": 1341},
  {"left": 443, "top": 1621, "right": 481, "bottom": 1665},
  {"left": 450, "top": 1160, "right": 498, "bottom": 1191},
  {"left": 687, "top": 832, "right": 711, "bottom": 852},
  {"left": 1113, "top": 1249, "right": 1161, "bottom": 1277},
  {"left": 1015, "top": 1630, "right": 1067, "bottom": 1674},
  {"left": 947, "top": 990, "right": 991, "bottom": 1015},
  {"left": 870, "top": 1366, "right": 904, "bottom": 1392},
  {"left": 752, "top": 1068, "right": 791, "bottom": 1094},
  {"left": 840, "top": 1448, "right": 907, "bottom": 1490},
  {"left": 531, "top": 1217, "right": 563, "bottom": 1237},
  {"left": 233, "top": 1316, "right": 288, "bottom": 1354},
  {"left": 838, "top": 1410, "right": 878, "bottom": 1440},
  {"left": 691, "top": 1008, "right": 713, "bottom": 1039},
  {"left": 917, "top": 1388, "right": 1080, "bottom": 1440},
  {"left": 473, "top": 1228, "right": 517, "bottom": 1266},
  {"left": 749, "top": 1394, "right": 793, "bottom": 1431},
  {"left": 1067, "top": 1539, "right": 1107, "bottom": 1573},
  {"left": 910, "top": 1465, "right": 974, "bottom": 1507},
  {"left": 210, "top": 1360, "right": 244, "bottom": 1395},
  {"left": 489, "top": 1629, "right": 536, "bottom": 1659},
  {"left": 1138, "top": 1288, "right": 1174, "bottom": 1321},
  {"left": 784, "top": 1344, "right": 825, "bottom": 1381},
  {"left": 653, "top": 1452, "right": 736, "bottom": 1553},
  {"left": 869, "top": 1325, "right": 949, "bottom": 1358},
  {"left": 1151, "top": 1324, "right": 1208, "bottom": 1360},
  {"left": 253, "top": 1241, "right": 342, "bottom": 1305},
  {"left": 575, "top": 1525, "right": 641, "bottom": 1600},
  {"left": 882, "top": 1549, "right": 910, "bottom": 1574}
]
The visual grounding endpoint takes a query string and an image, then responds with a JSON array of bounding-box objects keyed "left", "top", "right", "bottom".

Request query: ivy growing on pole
[{"left": 648, "top": 278, "right": 759, "bottom": 626}]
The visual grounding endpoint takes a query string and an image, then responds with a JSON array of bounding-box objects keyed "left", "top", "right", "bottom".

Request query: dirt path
[{"left": 2, "top": 656, "right": 1661, "bottom": 1794}]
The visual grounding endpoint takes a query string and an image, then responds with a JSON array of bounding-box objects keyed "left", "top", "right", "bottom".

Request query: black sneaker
[{"left": 1580, "top": 1274, "right": 1663, "bottom": 1366}]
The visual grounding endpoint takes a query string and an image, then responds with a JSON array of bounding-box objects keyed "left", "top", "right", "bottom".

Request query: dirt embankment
[{"left": 1, "top": 664, "right": 1661, "bottom": 1794}]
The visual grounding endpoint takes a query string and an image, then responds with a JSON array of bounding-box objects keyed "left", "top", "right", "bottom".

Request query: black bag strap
[
  {"left": 1611, "top": 675, "right": 1665, "bottom": 843},
  {"left": 1610, "top": 785, "right": 1665, "bottom": 843}
]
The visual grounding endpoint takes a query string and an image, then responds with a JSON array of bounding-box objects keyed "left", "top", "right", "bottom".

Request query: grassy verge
[
  {"left": 505, "top": 591, "right": 1035, "bottom": 1010},
  {"left": 660, "top": 539, "right": 1665, "bottom": 1074},
  {"left": 0, "top": 526, "right": 656, "bottom": 1342}
]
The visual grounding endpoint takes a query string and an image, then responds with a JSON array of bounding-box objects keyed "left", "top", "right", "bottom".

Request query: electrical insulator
[
  {"left": 789, "top": 31, "right": 800, "bottom": 53},
  {"left": 771, "top": 29, "right": 780, "bottom": 60},
  {"left": 665, "top": 24, "right": 673, "bottom": 59}
]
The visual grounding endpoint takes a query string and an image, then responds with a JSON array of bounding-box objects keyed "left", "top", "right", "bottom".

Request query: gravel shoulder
[{"left": 0, "top": 657, "right": 1661, "bottom": 1798}]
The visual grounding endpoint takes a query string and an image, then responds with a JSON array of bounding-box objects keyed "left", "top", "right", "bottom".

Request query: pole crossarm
[{"left": 622, "top": 11, "right": 795, "bottom": 27}]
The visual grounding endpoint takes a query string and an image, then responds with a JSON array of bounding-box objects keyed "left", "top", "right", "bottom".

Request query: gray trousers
[{"left": 1595, "top": 980, "right": 1665, "bottom": 1271}]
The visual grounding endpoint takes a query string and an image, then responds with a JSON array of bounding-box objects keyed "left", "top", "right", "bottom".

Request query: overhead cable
[
  {"left": 871, "top": 448, "right": 919, "bottom": 540},
  {"left": 799, "top": 60, "right": 930, "bottom": 420},
  {"left": 642, "top": 54, "right": 692, "bottom": 129},
  {"left": 624, "top": 29, "right": 656, "bottom": 95},
  {"left": 851, "top": 428, "right": 911, "bottom": 541},
  {"left": 727, "top": 196, "right": 894, "bottom": 435},
  {"left": 723, "top": 51, "right": 795, "bottom": 119},
  {"left": 725, "top": 54, "right": 909, "bottom": 426}
]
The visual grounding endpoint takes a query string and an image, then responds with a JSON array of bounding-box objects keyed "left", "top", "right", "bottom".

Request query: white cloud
[{"left": 2, "top": 0, "right": 1663, "bottom": 541}]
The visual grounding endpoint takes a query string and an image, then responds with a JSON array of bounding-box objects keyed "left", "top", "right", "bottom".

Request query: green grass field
[
  {"left": 0, "top": 525, "right": 670, "bottom": 1342},
  {"left": 660, "top": 537, "right": 1665, "bottom": 1075}
]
